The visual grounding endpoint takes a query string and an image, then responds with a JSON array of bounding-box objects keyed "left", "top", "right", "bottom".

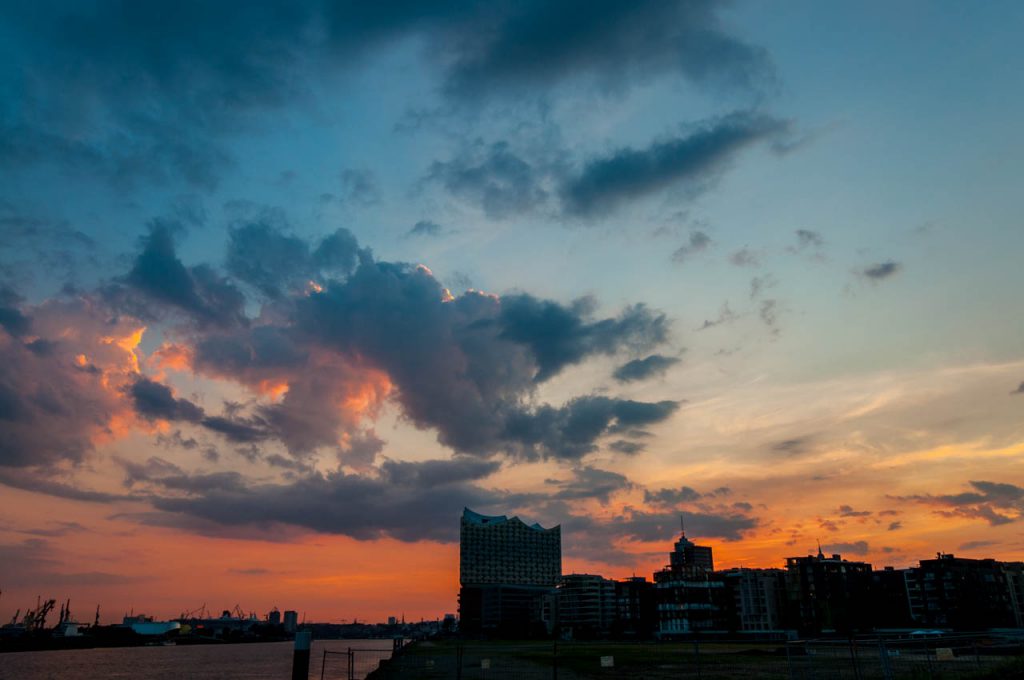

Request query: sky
[{"left": 2, "top": 1, "right": 1024, "bottom": 624}]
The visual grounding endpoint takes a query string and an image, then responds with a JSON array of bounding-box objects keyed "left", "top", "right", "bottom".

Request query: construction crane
[
  {"left": 23, "top": 597, "right": 56, "bottom": 631},
  {"left": 179, "top": 603, "right": 207, "bottom": 620}
]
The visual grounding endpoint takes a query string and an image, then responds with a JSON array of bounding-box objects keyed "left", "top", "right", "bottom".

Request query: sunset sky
[{"left": 2, "top": 1, "right": 1024, "bottom": 624}]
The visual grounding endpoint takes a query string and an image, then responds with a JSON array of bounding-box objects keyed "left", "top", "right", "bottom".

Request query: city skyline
[{"left": 3, "top": 1, "right": 1024, "bottom": 624}]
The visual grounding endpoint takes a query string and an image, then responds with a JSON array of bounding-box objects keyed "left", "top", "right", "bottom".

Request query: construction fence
[{"left": 321, "top": 634, "right": 1024, "bottom": 680}]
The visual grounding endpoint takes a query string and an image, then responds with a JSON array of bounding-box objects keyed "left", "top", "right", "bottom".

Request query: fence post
[
  {"left": 292, "top": 631, "right": 312, "bottom": 680},
  {"left": 785, "top": 641, "right": 795, "bottom": 680},
  {"left": 552, "top": 639, "right": 558, "bottom": 680},
  {"left": 320, "top": 648, "right": 328, "bottom": 680},
  {"left": 693, "top": 633, "right": 702, "bottom": 680},
  {"left": 456, "top": 642, "right": 463, "bottom": 680},
  {"left": 347, "top": 647, "right": 354, "bottom": 680},
  {"left": 848, "top": 636, "right": 862, "bottom": 680},
  {"left": 877, "top": 638, "right": 894, "bottom": 680},
  {"left": 974, "top": 640, "right": 981, "bottom": 669}
]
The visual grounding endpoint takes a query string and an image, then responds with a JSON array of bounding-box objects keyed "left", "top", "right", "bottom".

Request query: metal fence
[
  {"left": 323, "top": 635, "right": 1024, "bottom": 680},
  {"left": 788, "top": 634, "right": 1020, "bottom": 680},
  {"left": 320, "top": 646, "right": 401, "bottom": 680}
]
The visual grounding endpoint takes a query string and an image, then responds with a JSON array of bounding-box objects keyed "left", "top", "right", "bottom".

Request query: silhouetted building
[
  {"left": 906, "top": 553, "right": 1019, "bottom": 629},
  {"left": 614, "top": 577, "right": 656, "bottom": 638},
  {"left": 458, "top": 508, "right": 561, "bottom": 637},
  {"left": 654, "top": 528, "right": 729, "bottom": 636},
  {"left": 268, "top": 608, "right": 281, "bottom": 626},
  {"left": 719, "top": 568, "right": 787, "bottom": 634},
  {"left": 557, "top": 574, "right": 616, "bottom": 638},
  {"left": 1003, "top": 562, "right": 1024, "bottom": 627},
  {"left": 785, "top": 549, "right": 873, "bottom": 635},
  {"left": 870, "top": 567, "right": 915, "bottom": 628},
  {"left": 670, "top": 530, "right": 714, "bottom": 574},
  {"left": 283, "top": 610, "right": 298, "bottom": 634}
]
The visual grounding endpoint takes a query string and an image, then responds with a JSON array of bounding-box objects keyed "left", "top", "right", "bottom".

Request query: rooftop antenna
[
  {"left": 817, "top": 539, "right": 824, "bottom": 559},
  {"left": 679, "top": 514, "right": 685, "bottom": 537}
]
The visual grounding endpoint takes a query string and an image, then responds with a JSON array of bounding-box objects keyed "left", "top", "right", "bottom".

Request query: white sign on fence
[{"left": 600, "top": 656, "right": 615, "bottom": 667}]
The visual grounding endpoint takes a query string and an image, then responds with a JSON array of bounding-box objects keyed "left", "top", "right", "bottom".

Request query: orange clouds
[{"left": 150, "top": 342, "right": 194, "bottom": 374}]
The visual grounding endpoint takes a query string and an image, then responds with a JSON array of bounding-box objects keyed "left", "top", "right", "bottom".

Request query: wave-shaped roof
[{"left": 462, "top": 507, "right": 558, "bottom": 532}]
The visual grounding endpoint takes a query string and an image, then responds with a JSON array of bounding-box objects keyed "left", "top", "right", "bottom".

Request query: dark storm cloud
[
  {"left": 545, "top": 465, "right": 632, "bottom": 503},
  {"left": 643, "top": 486, "right": 702, "bottom": 506},
  {"left": 440, "top": 0, "right": 771, "bottom": 99},
  {"left": 111, "top": 221, "right": 678, "bottom": 461},
  {"left": 0, "top": 304, "right": 30, "bottom": 338},
  {"left": 0, "top": 296, "right": 143, "bottom": 469},
  {"left": 862, "top": 261, "right": 902, "bottom": 281},
  {"left": 822, "top": 541, "right": 869, "bottom": 556},
  {"left": 502, "top": 397, "right": 680, "bottom": 460},
  {"left": 147, "top": 466, "right": 513, "bottom": 543},
  {"left": 426, "top": 141, "right": 549, "bottom": 220},
  {"left": 561, "top": 113, "right": 787, "bottom": 217},
  {"left": 121, "top": 221, "right": 246, "bottom": 326},
  {"left": 129, "top": 377, "right": 204, "bottom": 423},
  {"left": 607, "top": 440, "right": 646, "bottom": 455},
  {"left": 0, "top": 468, "right": 138, "bottom": 503},
  {"left": 887, "top": 521, "right": 902, "bottom": 531},
  {"left": 896, "top": 480, "right": 1024, "bottom": 526},
  {"left": 225, "top": 220, "right": 314, "bottom": 298},
  {"left": 2, "top": 0, "right": 772, "bottom": 191},
  {"left": 200, "top": 414, "right": 273, "bottom": 444},
  {"left": 225, "top": 218, "right": 364, "bottom": 298},
  {"left": 672, "top": 230, "right": 713, "bottom": 264},
  {"left": 126, "top": 374, "right": 277, "bottom": 445},
  {"left": 379, "top": 457, "right": 501, "bottom": 487},
  {"left": 838, "top": 505, "right": 871, "bottom": 517},
  {"left": 613, "top": 354, "right": 681, "bottom": 383},
  {"left": 498, "top": 295, "right": 669, "bottom": 381},
  {"left": 613, "top": 509, "right": 756, "bottom": 542},
  {"left": 284, "top": 248, "right": 677, "bottom": 459}
]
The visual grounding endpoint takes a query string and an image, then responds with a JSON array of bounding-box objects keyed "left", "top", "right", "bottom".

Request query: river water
[{"left": 0, "top": 639, "right": 397, "bottom": 680}]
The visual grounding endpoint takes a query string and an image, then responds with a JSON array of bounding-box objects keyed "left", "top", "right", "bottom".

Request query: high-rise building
[
  {"left": 282, "top": 610, "right": 298, "bottom": 634},
  {"left": 785, "top": 549, "right": 873, "bottom": 635},
  {"left": 654, "top": 528, "right": 729, "bottom": 636},
  {"left": 458, "top": 508, "right": 561, "bottom": 636},
  {"left": 669, "top": 530, "right": 714, "bottom": 574},
  {"left": 614, "top": 577, "right": 656, "bottom": 638},
  {"left": 557, "top": 574, "right": 617, "bottom": 637},
  {"left": 906, "top": 553, "right": 1019, "bottom": 629},
  {"left": 719, "top": 568, "right": 787, "bottom": 634}
]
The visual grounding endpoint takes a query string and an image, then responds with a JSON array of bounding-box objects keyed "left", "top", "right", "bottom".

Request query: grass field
[{"left": 364, "top": 638, "right": 1024, "bottom": 680}]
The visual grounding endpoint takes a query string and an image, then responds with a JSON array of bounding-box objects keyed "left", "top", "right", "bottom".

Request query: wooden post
[{"left": 292, "top": 631, "right": 312, "bottom": 680}]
